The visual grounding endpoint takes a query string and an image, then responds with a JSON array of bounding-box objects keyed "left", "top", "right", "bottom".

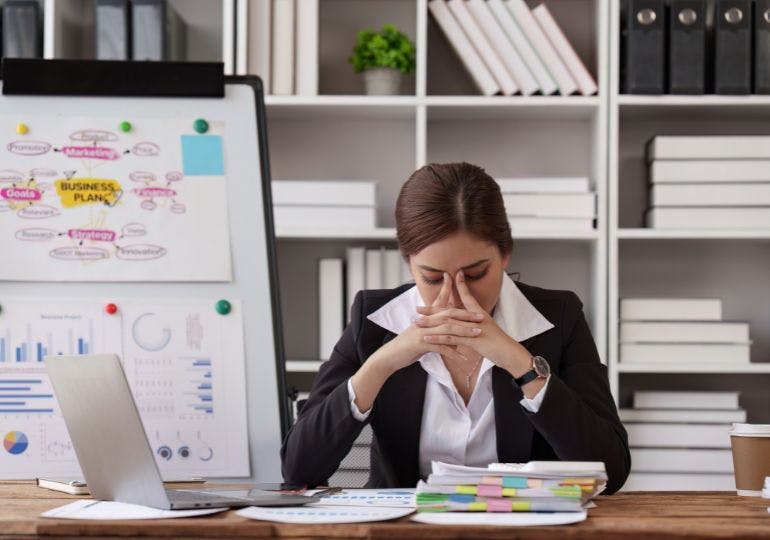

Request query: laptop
[{"left": 45, "top": 354, "right": 319, "bottom": 510}]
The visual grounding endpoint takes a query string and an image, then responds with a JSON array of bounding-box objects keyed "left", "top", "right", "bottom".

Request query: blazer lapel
[{"left": 492, "top": 334, "right": 541, "bottom": 463}]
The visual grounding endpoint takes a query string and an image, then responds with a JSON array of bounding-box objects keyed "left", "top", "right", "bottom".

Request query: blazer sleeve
[
  {"left": 524, "top": 292, "right": 631, "bottom": 494},
  {"left": 280, "top": 292, "right": 368, "bottom": 487}
]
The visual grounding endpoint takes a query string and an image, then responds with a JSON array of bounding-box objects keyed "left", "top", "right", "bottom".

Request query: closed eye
[
  {"left": 420, "top": 275, "right": 443, "bottom": 286},
  {"left": 466, "top": 268, "right": 489, "bottom": 282},
  {"left": 420, "top": 267, "right": 489, "bottom": 285}
]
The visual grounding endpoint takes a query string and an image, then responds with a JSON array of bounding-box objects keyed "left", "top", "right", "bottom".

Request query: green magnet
[
  {"left": 119, "top": 121, "right": 132, "bottom": 133},
  {"left": 215, "top": 299, "right": 231, "bottom": 315},
  {"left": 193, "top": 118, "right": 209, "bottom": 134}
]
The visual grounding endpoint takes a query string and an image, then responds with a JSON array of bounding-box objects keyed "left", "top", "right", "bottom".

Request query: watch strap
[{"left": 513, "top": 369, "right": 539, "bottom": 387}]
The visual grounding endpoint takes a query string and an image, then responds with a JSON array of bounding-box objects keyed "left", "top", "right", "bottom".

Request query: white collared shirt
[{"left": 347, "top": 273, "right": 555, "bottom": 478}]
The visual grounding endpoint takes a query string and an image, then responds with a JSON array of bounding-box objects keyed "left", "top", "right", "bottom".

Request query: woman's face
[{"left": 408, "top": 230, "right": 510, "bottom": 314}]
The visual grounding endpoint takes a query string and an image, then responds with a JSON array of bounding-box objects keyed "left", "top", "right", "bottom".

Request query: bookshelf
[
  {"left": 24, "top": 0, "right": 770, "bottom": 490},
  {"left": 263, "top": 0, "right": 609, "bottom": 391},
  {"left": 609, "top": 0, "right": 770, "bottom": 490}
]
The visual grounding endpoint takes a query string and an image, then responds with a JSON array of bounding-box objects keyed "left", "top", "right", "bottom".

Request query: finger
[
  {"left": 432, "top": 272, "right": 452, "bottom": 308},
  {"left": 414, "top": 309, "right": 485, "bottom": 327},
  {"left": 421, "top": 323, "right": 482, "bottom": 337},
  {"left": 415, "top": 316, "right": 479, "bottom": 330},
  {"left": 425, "top": 344, "right": 468, "bottom": 363},
  {"left": 415, "top": 306, "right": 485, "bottom": 320},
  {"left": 423, "top": 334, "right": 473, "bottom": 347},
  {"left": 455, "top": 270, "right": 484, "bottom": 312}
]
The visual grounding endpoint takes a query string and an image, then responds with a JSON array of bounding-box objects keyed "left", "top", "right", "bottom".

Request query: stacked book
[
  {"left": 317, "top": 247, "right": 410, "bottom": 361},
  {"left": 429, "top": 0, "right": 597, "bottom": 96},
  {"left": 345, "top": 247, "right": 411, "bottom": 322},
  {"left": 645, "top": 136, "right": 770, "bottom": 229},
  {"left": 329, "top": 425, "right": 373, "bottom": 488},
  {"left": 621, "top": 390, "right": 743, "bottom": 491},
  {"left": 246, "top": 0, "right": 319, "bottom": 95},
  {"left": 416, "top": 461, "right": 606, "bottom": 513},
  {"left": 272, "top": 180, "right": 378, "bottom": 232},
  {"left": 619, "top": 298, "right": 752, "bottom": 366},
  {"left": 497, "top": 177, "right": 596, "bottom": 232}
]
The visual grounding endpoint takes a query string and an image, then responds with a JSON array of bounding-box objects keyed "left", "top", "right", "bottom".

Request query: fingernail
[
  {"left": 423, "top": 335, "right": 433, "bottom": 342},
  {"left": 473, "top": 312, "right": 484, "bottom": 320},
  {"left": 457, "top": 270, "right": 465, "bottom": 281},
  {"left": 471, "top": 328, "right": 481, "bottom": 334},
  {"left": 443, "top": 272, "right": 449, "bottom": 281}
]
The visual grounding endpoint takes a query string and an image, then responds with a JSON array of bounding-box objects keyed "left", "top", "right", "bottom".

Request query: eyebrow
[{"left": 418, "top": 259, "right": 490, "bottom": 273}]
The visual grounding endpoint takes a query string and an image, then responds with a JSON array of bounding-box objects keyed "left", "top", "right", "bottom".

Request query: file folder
[
  {"left": 669, "top": 0, "right": 706, "bottom": 94},
  {"left": 2, "top": 0, "right": 41, "bottom": 58},
  {"left": 625, "top": 0, "right": 666, "bottom": 94},
  {"left": 95, "top": 0, "right": 131, "bottom": 60},
  {"left": 755, "top": 0, "right": 770, "bottom": 93},
  {"left": 131, "top": 0, "right": 186, "bottom": 61},
  {"left": 715, "top": 0, "right": 752, "bottom": 94}
]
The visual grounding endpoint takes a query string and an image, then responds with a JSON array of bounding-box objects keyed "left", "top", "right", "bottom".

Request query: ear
[{"left": 501, "top": 251, "right": 510, "bottom": 271}]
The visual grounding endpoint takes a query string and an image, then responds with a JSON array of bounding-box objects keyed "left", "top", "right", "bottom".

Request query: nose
[{"left": 448, "top": 284, "right": 461, "bottom": 308}]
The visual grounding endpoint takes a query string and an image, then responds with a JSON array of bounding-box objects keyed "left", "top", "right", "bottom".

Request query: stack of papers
[{"left": 416, "top": 461, "right": 607, "bottom": 513}]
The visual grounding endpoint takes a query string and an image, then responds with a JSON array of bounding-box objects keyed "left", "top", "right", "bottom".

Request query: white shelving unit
[
  {"left": 609, "top": 0, "right": 770, "bottom": 491},
  {"left": 264, "top": 0, "right": 609, "bottom": 379}
]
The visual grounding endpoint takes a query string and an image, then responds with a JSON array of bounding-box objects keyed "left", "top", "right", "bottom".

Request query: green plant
[{"left": 348, "top": 24, "right": 416, "bottom": 74}]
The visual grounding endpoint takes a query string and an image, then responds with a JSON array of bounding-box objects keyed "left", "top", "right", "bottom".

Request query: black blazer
[{"left": 281, "top": 281, "right": 631, "bottom": 493}]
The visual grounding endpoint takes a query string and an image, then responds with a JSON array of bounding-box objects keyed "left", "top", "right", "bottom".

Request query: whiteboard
[{"left": 0, "top": 77, "right": 287, "bottom": 481}]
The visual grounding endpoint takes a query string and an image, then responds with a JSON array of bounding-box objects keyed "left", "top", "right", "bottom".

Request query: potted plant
[{"left": 349, "top": 24, "right": 416, "bottom": 95}]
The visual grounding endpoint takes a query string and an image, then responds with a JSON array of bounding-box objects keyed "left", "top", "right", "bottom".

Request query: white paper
[
  {"left": 0, "top": 115, "right": 232, "bottom": 281},
  {"left": 0, "top": 297, "right": 249, "bottom": 479},
  {"left": 309, "top": 489, "right": 415, "bottom": 508},
  {"left": 41, "top": 499, "right": 228, "bottom": 520},
  {"left": 237, "top": 505, "right": 414, "bottom": 524},
  {"left": 411, "top": 510, "right": 587, "bottom": 527}
]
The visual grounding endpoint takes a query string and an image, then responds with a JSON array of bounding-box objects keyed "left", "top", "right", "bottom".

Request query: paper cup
[{"left": 730, "top": 424, "right": 770, "bottom": 496}]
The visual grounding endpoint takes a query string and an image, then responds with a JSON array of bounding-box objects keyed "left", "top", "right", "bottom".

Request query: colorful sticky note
[{"left": 181, "top": 135, "right": 224, "bottom": 176}]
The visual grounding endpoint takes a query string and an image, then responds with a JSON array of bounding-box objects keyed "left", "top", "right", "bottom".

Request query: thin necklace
[{"left": 459, "top": 355, "right": 484, "bottom": 390}]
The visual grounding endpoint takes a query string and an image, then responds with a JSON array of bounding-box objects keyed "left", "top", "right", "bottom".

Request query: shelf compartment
[
  {"left": 426, "top": 0, "right": 600, "bottom": 97},
  {"left": 618, "top": 240, "right": 770, "bottom": 364},
  {"left": 319, "top": 0, "right": 417, "bottom": 96}
]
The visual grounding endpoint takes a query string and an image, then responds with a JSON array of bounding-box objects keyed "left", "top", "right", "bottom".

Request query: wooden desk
[{"left": 1, "top": 482, "right": 768, "bottom": 539}]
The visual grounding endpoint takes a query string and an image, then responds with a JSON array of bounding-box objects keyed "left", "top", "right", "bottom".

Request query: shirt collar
[{"left": 366, "top": 272, "right": 555, "bottom": 342}]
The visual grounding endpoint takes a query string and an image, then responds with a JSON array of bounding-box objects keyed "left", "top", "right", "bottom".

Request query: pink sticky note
[
  {"left": 486, "top": 498, "right": 512, "bottom": 512},
  {"left": 476, "top": 484, "right": 502, "bottom": 498}
]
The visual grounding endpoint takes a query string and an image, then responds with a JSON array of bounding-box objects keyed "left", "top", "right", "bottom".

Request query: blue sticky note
[{"left": 181, "top": 135, "right": 224, "bottom": 176}]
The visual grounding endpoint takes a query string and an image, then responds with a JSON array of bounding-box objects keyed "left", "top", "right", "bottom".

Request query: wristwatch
[{"left": 513, "top": 355, "right": 550, "bottom": 387}]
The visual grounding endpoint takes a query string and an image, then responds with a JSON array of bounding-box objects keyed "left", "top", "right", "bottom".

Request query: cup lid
[{"left": 730, "top": 423, "right": 770, "bottom": 437}]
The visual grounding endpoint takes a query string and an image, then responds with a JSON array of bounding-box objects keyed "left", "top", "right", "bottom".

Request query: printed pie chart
[{"left": 3, "top": 431, "right": 29, "bottom": 455}]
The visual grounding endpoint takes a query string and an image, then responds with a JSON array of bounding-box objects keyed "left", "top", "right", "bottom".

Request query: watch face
[{"left": 533, "top": 356, "right": 550, "bottom": 377}]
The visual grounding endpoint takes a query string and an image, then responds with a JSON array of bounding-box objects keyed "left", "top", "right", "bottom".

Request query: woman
[{"left": 281, "top": 162, "right": 630, "bottom": 493}]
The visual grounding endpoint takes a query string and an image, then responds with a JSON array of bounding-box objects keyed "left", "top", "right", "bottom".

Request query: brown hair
[{"left": 395, "top": 162, "right": 513, "bottom": 259}]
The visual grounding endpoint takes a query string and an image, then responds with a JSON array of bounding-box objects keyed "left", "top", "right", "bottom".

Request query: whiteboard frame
[{"left": 0, "top": 71, "right": 289, "bottom": 482}]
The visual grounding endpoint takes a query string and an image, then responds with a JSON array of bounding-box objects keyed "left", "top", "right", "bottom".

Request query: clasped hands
[{"left": 391, "top": 270, "right": 533, "bottom": 379}]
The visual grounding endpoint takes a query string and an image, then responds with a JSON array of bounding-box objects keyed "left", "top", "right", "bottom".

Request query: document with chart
[{"left": 0, "top": 297, "right": 249, "bottom": 479}]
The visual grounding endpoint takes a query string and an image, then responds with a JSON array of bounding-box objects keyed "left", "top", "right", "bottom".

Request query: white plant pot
[{"left": 363, "top": 68, "right": 402, "bottom": 95}]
